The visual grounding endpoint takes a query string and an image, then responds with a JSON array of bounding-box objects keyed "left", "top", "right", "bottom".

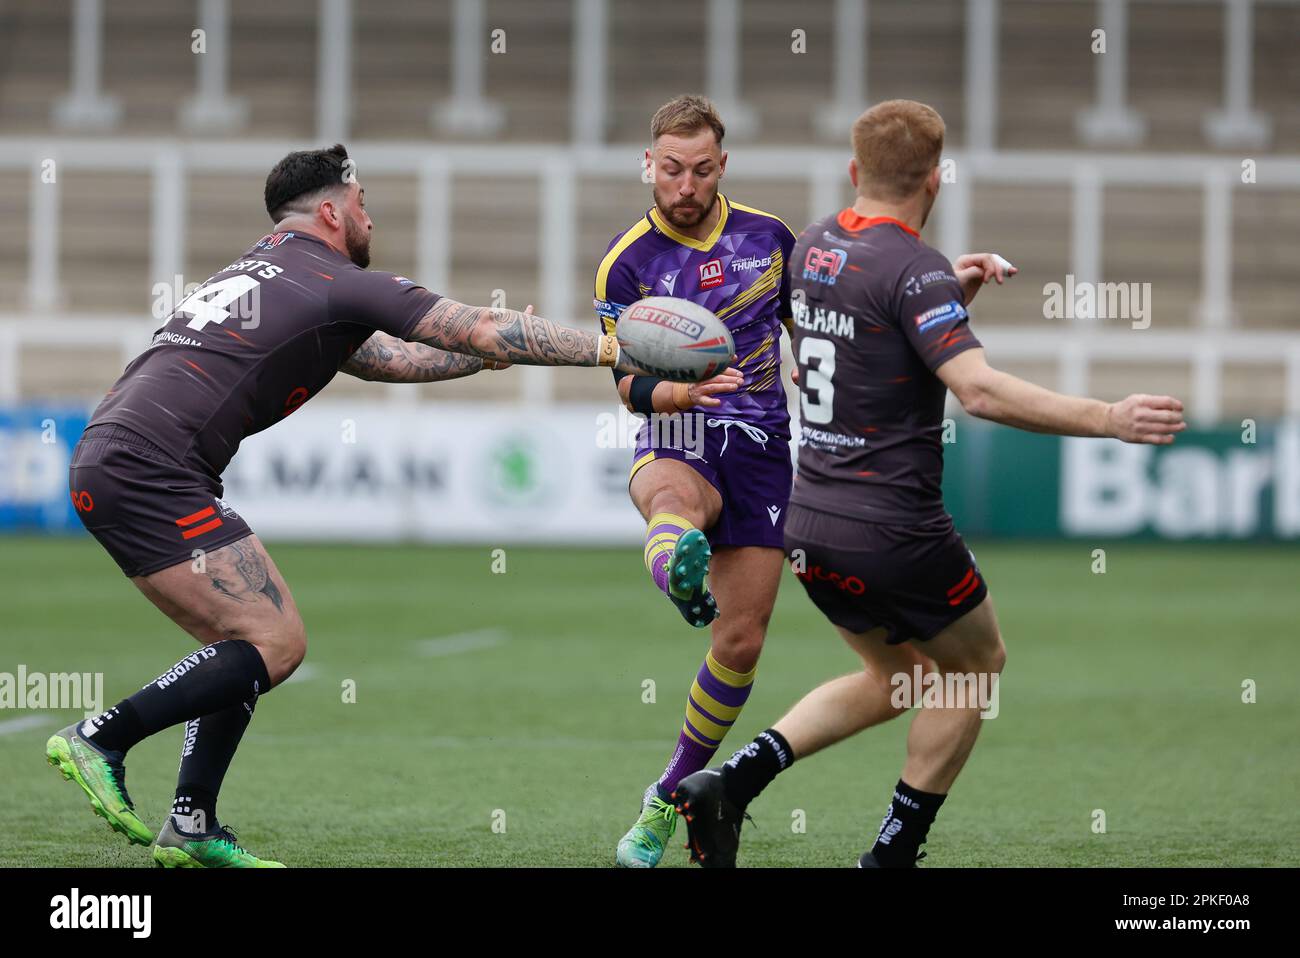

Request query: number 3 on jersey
[
  {"left": 175, "top": 275, "right": 260, "bottom": 332},
  {"left": 799, "top": 337, "right": 836, "bottom": 425}
]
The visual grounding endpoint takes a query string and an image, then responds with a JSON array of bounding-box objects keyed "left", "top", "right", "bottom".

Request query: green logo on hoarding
[{"left": 482, "top": 432, "right": 560, "bottom": 511}]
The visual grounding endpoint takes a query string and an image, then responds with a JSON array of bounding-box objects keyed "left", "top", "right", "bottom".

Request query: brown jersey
[
  {"left": 88, "top": 231, "right": 440, "bottom": 477},
  {"left": 789, "top": 210, "right": 981, "bottom": 524}
]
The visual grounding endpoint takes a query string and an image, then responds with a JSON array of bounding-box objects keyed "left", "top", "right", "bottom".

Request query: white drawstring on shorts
[{"left": 706, "top": 417, "right": 770, "bottom": 455}]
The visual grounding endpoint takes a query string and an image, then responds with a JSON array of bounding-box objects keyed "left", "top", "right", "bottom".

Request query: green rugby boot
[
  {"left": 45, "top": 721, "right": 154, "bottom": 846},
  {"left": 152, "top": 817, "right": 285, "bottom": 868},
  {"left": 666, "top": 529, "right": 719, "bottom": 628},
  {"left": 615, "top": 784, "right": 678, "bottom": 868}
]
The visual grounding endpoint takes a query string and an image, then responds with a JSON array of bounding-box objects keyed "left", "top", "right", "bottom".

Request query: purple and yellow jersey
[{"left": 594, "top": 193, "right": 796, "bottom": 438}]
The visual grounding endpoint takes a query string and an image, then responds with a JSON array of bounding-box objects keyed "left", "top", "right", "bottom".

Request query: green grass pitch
[{"left": 2, "top": 535, "right": 1296, "bottom": 867}]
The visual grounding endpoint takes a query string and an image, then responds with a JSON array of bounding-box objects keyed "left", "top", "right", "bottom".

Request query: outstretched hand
[
  {"left": 1105, "top": 394, "right": 1187, "bottom": 444},
  {"left": 954, "top": 252, "right": 1017, "bottom": 306},
  {"left": 686, "top": 367, "right": 744, "bottom": 408}
]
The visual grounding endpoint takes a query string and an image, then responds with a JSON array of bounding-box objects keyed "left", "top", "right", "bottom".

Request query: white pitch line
[
  {"left": 414, "top": 628, "right": 510, "bottom": 657},
  {"left": 0, "top": 715, "right": 56, "bottom": 736},
  {"left": 284, "top": 663, "right": 319, "bottom": 684}
]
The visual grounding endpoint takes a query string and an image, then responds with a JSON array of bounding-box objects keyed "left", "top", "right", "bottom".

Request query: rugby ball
[{"left": 616, "top": 296, "right": 736, "bottom": 382}]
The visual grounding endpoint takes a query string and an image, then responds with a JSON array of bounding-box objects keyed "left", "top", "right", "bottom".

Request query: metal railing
[{"left": 0, "top": 140, "right": 1298, "bottom": 417}]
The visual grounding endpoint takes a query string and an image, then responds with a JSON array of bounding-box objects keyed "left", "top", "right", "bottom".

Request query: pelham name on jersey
[{"left": 792, "top": 299, "right": 856, "bottom": 339}]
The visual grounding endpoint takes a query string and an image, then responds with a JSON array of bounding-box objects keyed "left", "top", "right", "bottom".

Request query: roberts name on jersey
[{"left": 89, "top": 231, "right": 441, "bottom": 478}]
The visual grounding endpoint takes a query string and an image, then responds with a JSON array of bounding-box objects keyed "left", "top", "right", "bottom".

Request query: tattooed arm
[
  {"left": 340, "top": 331, "right": 506, "bottom": 383},
  {"left": 405, "top": 298, "right": 651, "bottom": 376}
]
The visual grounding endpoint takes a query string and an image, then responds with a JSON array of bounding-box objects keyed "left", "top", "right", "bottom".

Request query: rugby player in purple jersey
[
  {"left": 673, "top": 100, "right": 1186, "bottom": 867},
  {"left": 46, "top": 144, "right": 656, "bottom": 867},
  {"left": 594, "top": 95, "right": 792, "bottom": 867}
]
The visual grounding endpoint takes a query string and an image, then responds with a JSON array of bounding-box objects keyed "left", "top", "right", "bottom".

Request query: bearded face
[{"left": 343, "top": 209, "right": 371, "bottom": 269}]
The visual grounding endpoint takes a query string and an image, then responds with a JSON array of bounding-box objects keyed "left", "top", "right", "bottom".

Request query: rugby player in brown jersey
[
  {"left": 46, "top": 144, "right": 657, "bottom": 867},
  {"left": 672, "top": 101, "right": 1187, "bottom": 867}
]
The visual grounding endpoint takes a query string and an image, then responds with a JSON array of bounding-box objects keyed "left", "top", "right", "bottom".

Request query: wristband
[
  {"left": 671, "top": 382, "right": 692, "bottom": 410},
  {"left": 597, "top": 333, "right": 620, "bottom": 367},
  {"left": 627, "top": 375, "right": 664, "bottom": 416}
]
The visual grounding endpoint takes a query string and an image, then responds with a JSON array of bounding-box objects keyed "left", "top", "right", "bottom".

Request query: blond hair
[
  {"left": 651, "top": 94, "right": 725, "bottom": 144},
  {"left": 851, "top": 100, "right": 945, "bottom": 200}
]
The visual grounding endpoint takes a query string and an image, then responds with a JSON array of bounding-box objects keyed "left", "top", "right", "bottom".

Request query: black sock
[
  {"left": 79, "top": 700, "right": 145, "bottom": 756},
  {"left": 172, "top": 696, "right": 257, "bottom": 833},
  {"left": 721, "top": 728, "right": 794, "bottom": 810},
  {"left": 870, "top": 779, "right": 946, "bottom": 867},
  {"left": 171, "top": 787, "right": 217, "bottom": 835},
  {"left": 83, "top": 640, "right": 270, "bottom": 754}
]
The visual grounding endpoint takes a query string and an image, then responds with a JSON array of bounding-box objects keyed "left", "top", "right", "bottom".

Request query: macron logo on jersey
[{"left": 914, "top": 300, "right": 967, "bottom": 333}]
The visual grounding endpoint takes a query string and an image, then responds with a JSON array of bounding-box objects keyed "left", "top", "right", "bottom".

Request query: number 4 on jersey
[{"left": 175, "top": 275, "right": 260, "bottom": 331}]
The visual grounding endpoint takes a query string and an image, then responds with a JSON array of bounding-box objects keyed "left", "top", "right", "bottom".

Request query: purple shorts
[{"left": 630, "top": 414, "right": 793, "bottom": 549}]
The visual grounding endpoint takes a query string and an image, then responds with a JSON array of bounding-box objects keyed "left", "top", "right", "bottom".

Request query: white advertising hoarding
[{"left": 220, "top": 402, "right": 650, "bottom": 543}]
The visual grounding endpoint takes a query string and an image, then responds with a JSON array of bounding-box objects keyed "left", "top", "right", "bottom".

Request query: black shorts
[
  {"left": 784, "top": 503, "right": 988, "bottom": 644},
  {"left": 68, "top": 424, "right": 253, "bottom": 578}
]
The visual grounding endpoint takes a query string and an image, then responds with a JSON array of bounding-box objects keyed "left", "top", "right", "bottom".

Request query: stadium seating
[{"left": 0, "top": 0, "right": 1296, "bottom": 414}]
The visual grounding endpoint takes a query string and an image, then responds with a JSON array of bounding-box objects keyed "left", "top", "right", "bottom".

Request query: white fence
[
  {"left": 2, "top": 140, "right": 1300, "bottom": 418},
  {"left": 5, "top": 0, "right": 1300, "bottom": 417}
]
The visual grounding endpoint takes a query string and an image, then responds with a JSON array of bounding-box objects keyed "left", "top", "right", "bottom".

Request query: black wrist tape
[{"left": 628, "top": 375, "right": 665, "bottom": 415}]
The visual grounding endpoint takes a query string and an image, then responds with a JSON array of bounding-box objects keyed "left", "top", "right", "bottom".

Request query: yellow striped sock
[
  {"left": 644, "top": 512, "right": 694, "bottom": 583},
  {"left": 681, "top": 649, "right": 757, "bottom": 748}
]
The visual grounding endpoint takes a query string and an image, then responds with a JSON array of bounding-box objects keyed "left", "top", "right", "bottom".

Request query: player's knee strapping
[{"left": 644, "top": 512, "right": 694, "bottom": 595}]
